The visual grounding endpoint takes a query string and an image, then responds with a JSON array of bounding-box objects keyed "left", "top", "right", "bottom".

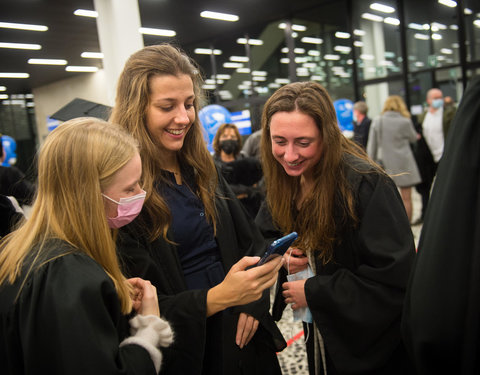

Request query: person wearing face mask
[
  {"left": 0, "top": 117, "right": 173, "bottom": 375},
  {"left": 212, "top": 123, "right": 264, "bottom": 218},
  {"left": 255, "top": 81, "right": 416, "bottom": 374},
  {"left": 412, "top": 88, "right": 456, "bottom": 225},
  {"left": 110, "top": 44, "right": 286, "bottom": 375}
]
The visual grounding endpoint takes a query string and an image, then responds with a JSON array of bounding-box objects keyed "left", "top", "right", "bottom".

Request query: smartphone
[{"left": 256, "top": 232, "right": 298, "bottom": 267}]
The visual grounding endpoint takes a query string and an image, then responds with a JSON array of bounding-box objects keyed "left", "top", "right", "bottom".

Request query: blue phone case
[{"left": 256, "top": 232, "right": 298, "bottom": 266}]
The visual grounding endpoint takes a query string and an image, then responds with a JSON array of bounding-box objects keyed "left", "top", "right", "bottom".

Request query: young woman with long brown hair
[
  {"left": 111, "top": 43, "right": 285, "bottom": 375},
  {"left": 256, "top": 81, "right": 416, "bottom": 374}
]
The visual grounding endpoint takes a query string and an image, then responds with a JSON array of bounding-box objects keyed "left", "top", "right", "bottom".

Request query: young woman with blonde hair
[
  {"left": 367, "top": 95, "right": 421, "bottom": 221},
  {"left": 0, "top": 117, "right": 172, "bottom": 375},
  {"left": 111, "top": 43, "right": 285, "bottom": 375},
  {"left": 255, "top": 81, "right": 416, "bottom": 374}
]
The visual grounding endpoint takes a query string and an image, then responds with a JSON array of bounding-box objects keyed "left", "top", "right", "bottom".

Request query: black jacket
[
  {"left": 256, "top": 154, "right": 416, "bottom": 374},
  {"left": 117, "top": 173, "right": 285, "bottom": 375},
  {"left": 402, "top": 76, "right": 480, "bottom": 374},
  {"left": 0, "top": 240, "right": 157, "bottom": 375}
]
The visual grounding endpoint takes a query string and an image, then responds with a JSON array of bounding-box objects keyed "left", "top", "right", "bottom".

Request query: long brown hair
[
  {"left": 0, "top": 118, "right": 137, "bottom": 313},
  {"left": 261, "top": 81, "right": 372, "bottom": 263},
  {"left": 110, "top": 43, "right": 217, "bottom": 240}
]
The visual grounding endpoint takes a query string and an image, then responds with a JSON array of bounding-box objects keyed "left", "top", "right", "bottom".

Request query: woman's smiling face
[
  {"left": 269, "top": 110, "right": 323, "bottom": 179},
  {"left": 145, "top": 74, "right": 195, "bottom": 155}
]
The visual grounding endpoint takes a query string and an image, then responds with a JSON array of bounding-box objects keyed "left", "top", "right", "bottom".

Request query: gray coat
[{"left": 367, "top": 111, "right": 421, "bottom": 187}]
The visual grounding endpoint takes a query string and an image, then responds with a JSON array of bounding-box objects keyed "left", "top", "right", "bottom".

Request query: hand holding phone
[{"left": 256, "top": 232, "right": 298, "bottom": 267}]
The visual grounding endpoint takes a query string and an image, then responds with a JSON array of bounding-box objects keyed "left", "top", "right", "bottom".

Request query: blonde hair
[
  {"left": 0, "top": 117, "right": 138, "bottom": 314},
  {"left": 261, "top": 81, "right": 372, "bottom": 263},
  {"left": 212, "top": 123, "right": 242, "bottom": 157},
  {"left": 382, "top": 95, "right": 411, "bottom": 118},
  {"left": 110, "top": 43, "right": 217, "bottom": 241}
]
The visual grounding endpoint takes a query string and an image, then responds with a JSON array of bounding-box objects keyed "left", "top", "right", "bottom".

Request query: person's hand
[
  {"left": 236, "top": 312, "right": 259, "bottom": 348},
  {"left": 127, "top": 277, "right": 160, "bottom": 317},
  {"left": 282, "top": 279, "right": 307, "bottom": 310},
  {"left": 283, "top": 247, "right": 308, "bottom": 274},
  {"left": 206, "top": 256, "right": 284, "bottom": 316}
]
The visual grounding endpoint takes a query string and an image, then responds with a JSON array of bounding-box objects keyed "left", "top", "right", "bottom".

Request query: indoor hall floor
[{"left": 275, "top": 189, "right": 423, "bottom": 374}]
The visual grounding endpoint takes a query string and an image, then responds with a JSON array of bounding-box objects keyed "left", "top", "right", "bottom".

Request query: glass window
[
  {"left": 404, "top": 0, "right": 459, "bottom": 72},
  {"left": 352, "top": 0, "right": 403, "bottom": 81},
  {"left": 464, "top": 0, "right": 480, "bottom": 62}
]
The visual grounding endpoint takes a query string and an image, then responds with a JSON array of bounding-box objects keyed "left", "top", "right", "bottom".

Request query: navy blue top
[{"left": 158, "top": 171, "right": 223, "bottom": 289}]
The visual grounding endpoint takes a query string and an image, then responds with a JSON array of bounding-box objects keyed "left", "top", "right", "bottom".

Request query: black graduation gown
[
  {"left": 256, "top": 155, "right": 416, "bottom": 374},
  {"left": 117, "top": 174, "right": 286, "bottom": 375},
  {"left": 0, "top": 240, "right": 157, "bottom": 375},
  {"left": 402, "top": 76, "right": 480, "bottom": 374}
]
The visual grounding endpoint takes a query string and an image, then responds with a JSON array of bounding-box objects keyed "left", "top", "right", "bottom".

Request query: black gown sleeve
[
  {"left": 117, "top": 226, "right": 209, "bottom": 374},
  {"left": 305, "top": 173, "right": 415, "bottom": 372},
  {"left": 15, "top": 253, "right": 157, "bottom": 375}
]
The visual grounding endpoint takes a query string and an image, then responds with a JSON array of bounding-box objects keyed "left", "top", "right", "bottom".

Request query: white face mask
[{"left": 102, "top": 190, "right": 146, "bottom": 229}]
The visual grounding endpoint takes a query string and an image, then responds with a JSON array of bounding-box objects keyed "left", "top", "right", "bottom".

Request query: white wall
[{"left": 32, "top": 69, "right": 109, "bottom": 143}]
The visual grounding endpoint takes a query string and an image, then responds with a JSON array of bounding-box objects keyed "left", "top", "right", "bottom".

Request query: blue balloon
[
  {"left": 333, "top": 99, "right": 354, "bottom": 132},
  {"left": 198, "top": 104, "right": 232, "bottom": 152},
  {"left": 1, "top": 135, "right": 17, "bottom": 166}
]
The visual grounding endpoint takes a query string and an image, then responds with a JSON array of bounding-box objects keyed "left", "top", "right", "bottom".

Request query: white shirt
[{"left": 422, "top": 108, "right": 444, "bottom": 163}]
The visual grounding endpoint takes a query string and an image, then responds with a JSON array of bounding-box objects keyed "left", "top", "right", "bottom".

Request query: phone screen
[{"left": 256, "top": 232, "right": 298, "bottom": 266}]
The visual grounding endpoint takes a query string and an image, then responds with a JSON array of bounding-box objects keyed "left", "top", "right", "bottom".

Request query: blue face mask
[{"left": 432, "top": 98, "right": 444, "bottom": 109}]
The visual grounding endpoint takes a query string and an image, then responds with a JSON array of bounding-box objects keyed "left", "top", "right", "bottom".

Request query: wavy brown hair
[
  {"left": 110, "top": 43, "right": 217, "bottom": 240},
  {"left": 261, "top": 81, "right": 372, "bottom": 263},
  {"left": 212, "top": 123, "right": 242, "bottom": 157}
]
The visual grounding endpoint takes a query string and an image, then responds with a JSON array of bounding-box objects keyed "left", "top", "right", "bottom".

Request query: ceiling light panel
[
  {"left": 0, "top": 22, "right": 48, "bottom": 31},
  {"left": 139, "top": 27, "right": 176, "bottom": 37},
  {"left": 370, "top": 3, "right": 396, "bottom": 13},
  {"left": 28, "top": 59, "right": 67, "bottom": 65},
  {"left": 0, "top": 42, "right": 41, "bottom": 50},
  {"left": 200, "top": 11, "right": 239, "bottom": 22},
  {"left": 74, "top": 9, "right": 98, "bottom": 18}
]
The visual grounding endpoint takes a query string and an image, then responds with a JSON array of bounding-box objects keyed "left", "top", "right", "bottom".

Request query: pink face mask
[{"left": 102, "top": 190, "right": 146, "bottom": 229}]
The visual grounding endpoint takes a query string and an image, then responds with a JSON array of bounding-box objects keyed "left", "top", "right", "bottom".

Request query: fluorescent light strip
[
  {"left": 354, "top": 29, "right": 366, "bottom": 36},
  {"left": 223, "top": 62, "right": 243, "bottom": 68},
  {"left": 237, "top": 38, "right": 263, "bottom": 45},
  {"left": 370, "top": 3, "right": 395, "bottom": 13},
  {"left": 0, "top": 94, "right": 8, "bottom": 100},
  {"left": 200, "top": 11, "right": 239, "bottom": 22},
  {"left": 278, "top": 23, "right": 307, "bottom": 31},
  {"left": 0, "top": 73, "right": 29, "bottom": 78},
  {"left": 335, "top": 31, "right": 351, "bottom": 39},
  {"left": 438, "top": 0, "right": 457, "bottom": 7},
  {"left": 384, "top": 17, "right": 400, "bottom": 26},
  {"left": 194, "top": 48, "right": 222, "bottom": 55},
  {"left": 74, "top": 9, "right": 98, "bottom": 18},
  {"left": 324, "top": 54, "right": 340, "bottom": 60},
  {"left": 0, "top": 22, "right": 48, "bottom": 31},
  {"left": 301, "top": 37, "right": 323, "bottom": 44},
  {"left": 66, "top": 66, "right": 99, "bottom": 72},
  {"left": 140, "top": 27, "right": 176, "bottom": 37},
  {"left": 0, "top": 86, "right": 6, "bottom": 91},
  {"left": 216, "top": 74, "right": 231, "bottom": 80},
  {"left": 236, "top": 68, "right": 250, "bottom": 73},
  {"left": 252, "top": 71, "right": 267, "bottom": 76},
  {"left": 230, "top": 56, "right": 249, "bottom": 62},
  {"left": 474, "top": 20, "right": 480, "bottom": 28},
  {"left": 0, "top": 42, "right": 41, "bottom": 50},
  {"left": 414, "top": 33, "right": 429, "bottom": 40},
  {"left": 361, "top": 13, "right": 384, "bottom": 22},
  {"left": 81, "top": 52, "right": 104, "bottom": 59},
  {"left": 28, "top": 58, "right": 67, "bottom": 65}
]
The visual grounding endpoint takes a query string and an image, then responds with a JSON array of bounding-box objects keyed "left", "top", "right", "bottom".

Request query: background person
[
  {"left": 255, "top": 81, "right": 416, "bottom": 374},
  {"left": 0, "top": 117, "right": 173, "bottom": 375},
  {"left": 367, "top": 95, "right": 421, "bottom": 222},
  {"left": 213, "top": 123, "right": 264, "bottom": 218},
  {"left": 413, "top": 88, "right": 456, "bottom": 224},
  {"left": 110, "top": 43, "right": 286, "bottom": 375},
  {"left": 352, "top": 101, "right": 371, "bottom": 149}
]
